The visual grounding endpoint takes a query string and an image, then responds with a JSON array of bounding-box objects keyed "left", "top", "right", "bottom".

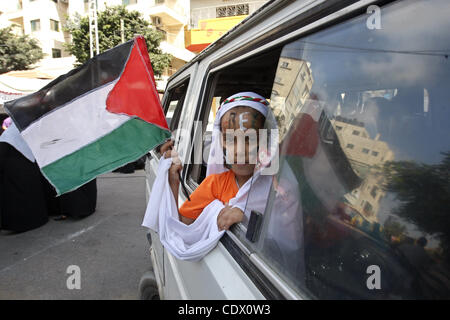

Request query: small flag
[{"left": 4, "top": 36, "right": 171, "bottom": 195}]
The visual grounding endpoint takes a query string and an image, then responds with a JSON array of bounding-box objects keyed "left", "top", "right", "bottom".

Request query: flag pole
[{"left": 88, "top": 0, "right": 99, "bottom": 58}]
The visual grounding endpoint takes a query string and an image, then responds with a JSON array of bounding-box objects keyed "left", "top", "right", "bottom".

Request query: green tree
[
  {"left": 383, "top": 216, "right": 407, "bottom": 241},
  {"left": 64, "top": 5, "right": 171, "bottom": 77},
  {"left": 0, "top": 27, "right": 44, "bottom": 74},
  {"left": 383, "top": 152, "right": 450, "bottom": 259}
]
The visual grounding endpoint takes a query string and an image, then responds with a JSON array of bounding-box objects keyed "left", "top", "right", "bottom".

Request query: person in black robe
[
  {"left": 1, "top": 141, "right": 98, "bottom": 231},
  {"left": 51, "top": 179, "right": 97, "bottom": 219},
  {"left": 0, "top": 142, "right": 49, "bottom": 232}
]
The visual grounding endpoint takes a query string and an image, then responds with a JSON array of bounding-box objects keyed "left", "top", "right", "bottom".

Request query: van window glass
[
  {"left": 189, "top": 95, "right": 222, "bottom": 185},
  {"left": 250, "top": 0, "right": 450, "bottom": 299}
]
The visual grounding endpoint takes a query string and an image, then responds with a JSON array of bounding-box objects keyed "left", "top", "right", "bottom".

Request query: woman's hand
[
  {"left": 160, "top": 140, "right": 182, "bottom": 203},
  {"left": 217, "top": 204, "right": 244, "bottom": 231}
]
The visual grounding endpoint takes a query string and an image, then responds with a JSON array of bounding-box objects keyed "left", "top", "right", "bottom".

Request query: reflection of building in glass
[
  {"left": 270, "top": 57, "right": 313, "bottom": 140},
  {"left": 331, "top": 116, "right": 394, "bottom": 223}
]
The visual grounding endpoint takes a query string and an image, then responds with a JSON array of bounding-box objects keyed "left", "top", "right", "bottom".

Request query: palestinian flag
[{"left": 4, "top": 36, "right": 170, "bottom": 195}]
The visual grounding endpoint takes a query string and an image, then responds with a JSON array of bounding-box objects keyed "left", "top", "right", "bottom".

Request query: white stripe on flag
[{"left": 22, "top": 81, "right": 131, "bottom": 168}]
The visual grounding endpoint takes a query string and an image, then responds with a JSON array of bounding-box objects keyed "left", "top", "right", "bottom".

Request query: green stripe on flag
[{"left": 42, "top": 118, "right": 171, "bottom": 195}]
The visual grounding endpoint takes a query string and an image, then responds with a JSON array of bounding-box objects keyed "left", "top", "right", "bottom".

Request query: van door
[{"left": 145, "top": 64, "right": 198, "bottom": 298}]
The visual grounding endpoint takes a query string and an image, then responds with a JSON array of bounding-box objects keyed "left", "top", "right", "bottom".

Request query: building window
[
  {"left": 281, "top": 61, "right": 289, "bottom": 69},
  {"left": 30, "top": 19, "right": 40, "bottom": 32},
  {"left": 50, "top": 19, "right": 59, "bottom": 32},
  {"left": 216, "top": 6, "right": 227, "bottom": 17},
  {"left": 363, "top": 201, "right": 373, "bottom": 215},
  {"left": 152, "top": 16, "right": 162, "bottom": 26},
  {"left": 123, "top": 0, "right": 137, "bottom": 5},
  {"left": 236, "top": 4, "right": 249, "bottom": 15},
  {"left": 362, "top": 148, "right": 370, "bottom": 154},
  {"left": 302, "top": 87, "right": 309, "bottom": 98},
  {"left": 52, "top": 48, "right": 62, "bottom": 58},
  {"left": 156, "top": 27, "right": 167, "bottom": 41},
  {"left": 274, "top": 76, "right": 283, "bottom": 85},
  {"left": 336, "top": 125, "right": 342, "bottom": 131},
  {"left": 352, "top": 130, "right": 360, "bottom": 136},
  {"left": 346, "top": 144, "right": 354, "bottom": 149},
  {"left": 371, "top": 151, "right": 379, "bottom": 157},
  {"left": 370, "top": 186, "right": 378, "bottom": 199},
  {"left": 216, "top": 4, "right": 249, "bottom": 18}
]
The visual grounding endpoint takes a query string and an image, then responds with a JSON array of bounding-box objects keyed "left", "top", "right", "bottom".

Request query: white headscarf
[{"left": 206, "top": 91, "right": 279, "bottom": 177}]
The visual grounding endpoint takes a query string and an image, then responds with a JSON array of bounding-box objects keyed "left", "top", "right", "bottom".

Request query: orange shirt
[{"left": 179, "top": 170, "right": 239, "bottom": 220}]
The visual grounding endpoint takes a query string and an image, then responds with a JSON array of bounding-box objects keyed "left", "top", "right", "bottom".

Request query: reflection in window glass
[
  {"left": 258, "top": 0, "right": 450, "bottom": 299},
  {"left": 164, "top": 81, "right": 189, "bottom": 131}
]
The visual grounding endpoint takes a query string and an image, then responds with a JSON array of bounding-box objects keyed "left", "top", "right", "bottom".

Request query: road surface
[{"left": 0, "top": 170, "right": 151, "bottom": 299}]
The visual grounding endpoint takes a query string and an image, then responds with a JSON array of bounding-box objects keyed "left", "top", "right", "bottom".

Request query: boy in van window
[{"left": 160, "top": 92, "right": 269, "bottom": 231}]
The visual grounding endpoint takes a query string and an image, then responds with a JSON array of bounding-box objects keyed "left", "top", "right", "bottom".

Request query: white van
[{"left": 139, "top": 0, "right": 450, "bottom": 299}]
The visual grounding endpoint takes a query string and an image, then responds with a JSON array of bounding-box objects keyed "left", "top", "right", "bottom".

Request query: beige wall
[
  {"left": 0, "top": 0, "right": 71, "bottom": 59},
  {"left": 190, "top": 0, "right": 266, "bottom": 28}
]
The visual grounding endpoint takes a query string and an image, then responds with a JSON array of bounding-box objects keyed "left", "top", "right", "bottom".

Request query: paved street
[{"left": 0, "top": 170, "right": 151, "bottom": 300}]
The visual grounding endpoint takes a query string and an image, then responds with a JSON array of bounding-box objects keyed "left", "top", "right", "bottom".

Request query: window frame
[
  {"left": 50, "top": 19, "right": 59, "bottom": 32},
  {"left": 162, "top": 77, "right": 190, "bottom": 131},
  {"left": 151, "top": 76, "right": 190, "bottom": 160},
  {"left": 51, "top": 48, "right": 62, "bottom": 58},
  {"left": 30, "top": 19, "right": 40, "bottom": 32}
]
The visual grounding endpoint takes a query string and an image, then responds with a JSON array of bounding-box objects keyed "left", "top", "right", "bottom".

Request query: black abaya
[{"left": 0, "top": 142, "right": 48, "bottom": 232}]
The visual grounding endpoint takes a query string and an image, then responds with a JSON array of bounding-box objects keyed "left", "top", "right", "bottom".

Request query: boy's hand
[
  {"left": 159, "top": 139, "right": 182, "bottom": 190},
  {"left": 217, "top": 204, "right": 244, "bottom": 231},
  {"left": 168, "top": 149, "right": 182, "bottom": 188}
]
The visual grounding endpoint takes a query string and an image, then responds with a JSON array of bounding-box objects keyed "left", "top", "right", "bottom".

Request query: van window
[
  {"left": 187, "top": 49, "right": 281, "bottom": 187},
  {"left": 247, "top": 0, "right": 450, "bottom": 299},
  {"left": 163, "top": 80, "right": 189, "bottom": 131}
]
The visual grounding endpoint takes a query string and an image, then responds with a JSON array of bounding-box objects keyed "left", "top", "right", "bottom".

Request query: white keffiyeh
[{"left": 142, "top": 156, "right": 271, "bottom": 261}]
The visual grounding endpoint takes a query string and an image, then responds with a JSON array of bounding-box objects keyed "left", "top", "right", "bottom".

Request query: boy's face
[{"left": 220, "top": 106, "right": 265, "bottom": 177}]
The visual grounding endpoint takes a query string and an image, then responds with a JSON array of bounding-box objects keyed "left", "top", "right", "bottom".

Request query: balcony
[
  {"left": 185, "top": 15, "right": 246, "bottom": 53},
  {"left": 147, "top": 0, "right": 187, "bottom": 27}
]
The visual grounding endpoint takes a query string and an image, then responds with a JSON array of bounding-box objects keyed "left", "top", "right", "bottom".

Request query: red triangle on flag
[{"left": 106, "top": 37, "right": 169, "bottom": 130}]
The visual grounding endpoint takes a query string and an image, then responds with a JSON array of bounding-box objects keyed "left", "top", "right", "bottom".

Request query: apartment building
[
  {"left": 120, "top": 0, "right": 195, "bottom": 88},
  {"left": 0, "top": 0, "right": 75, "bottom": 78},
  {"left": 186, "top": 0, "right": 267, "bottom": 53},
  {"left": 0, "top": 0, "right": 195, "bottom": 89},
  {"left": 0, "top": 0, "right": 269, "bottom": 90}
]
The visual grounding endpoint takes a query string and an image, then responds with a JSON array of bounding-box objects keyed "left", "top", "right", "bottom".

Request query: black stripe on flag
[{"left": 5, "top": 40, "right": 135, "bottom": 131}]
